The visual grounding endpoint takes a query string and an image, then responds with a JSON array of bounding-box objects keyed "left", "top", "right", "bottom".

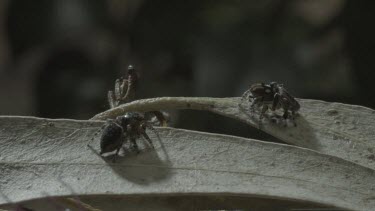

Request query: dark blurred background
[{"left": 0, "top": 0, "right": 374, "bottom": 141}]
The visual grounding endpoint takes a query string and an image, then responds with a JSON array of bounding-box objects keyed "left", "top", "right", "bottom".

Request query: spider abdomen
[{"left": 100, "top": 122, "right": 124, "bottom": 155}]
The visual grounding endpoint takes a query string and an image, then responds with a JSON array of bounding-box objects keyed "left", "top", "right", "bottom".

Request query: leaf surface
[
  {"left": 92, "top": 97, "right": 375, "bottom": 170},
  {"left": 0, "top": 116, "right": 374, "bottom": 211}
]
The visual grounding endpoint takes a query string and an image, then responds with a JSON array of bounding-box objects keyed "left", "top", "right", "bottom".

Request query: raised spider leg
[
  {"left": 116, "top": 78, "right": 131, "bottom": 105},
  {"left": 119, "top": 79, "right": 131, "bottom": 103},
  {"left": 121, "top": 71, "right": 137, "bottom": 103},
  {"left": 121, "top": 82, "right": 135, "bottom": 103},
  {"left": 119, "top": 78, "right": 128, "bottom": 99},
  {"left": 107, "top": 91, "right": 116, "bottom": 109},
  {"left": 114, "top": 78, "right": 122, "bottom": 101}
]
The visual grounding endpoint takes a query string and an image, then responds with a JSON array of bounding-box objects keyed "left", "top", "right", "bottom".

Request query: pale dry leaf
[
  {"left": 0, "top": 116, "right": 374, "bottom": 211},
  {"left": 91, "top": 97, "right": 375, "bottom": 170}
]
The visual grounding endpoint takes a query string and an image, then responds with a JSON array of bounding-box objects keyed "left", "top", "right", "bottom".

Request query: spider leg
[
  {"left": 147, "top": 111, "right": 168, "bottom": 127},
  {"left": 121, "top": 80, "right": 136, "bottom": 103},
  {"left": 281, "top": 97, "right": 291, "bottom": 120},
  {"left": 142, "top": 131, "right": 154, "bottom": 149},
  {"left": 259, "top": 105, "right": 269, "bottom": 120},
  {"left": 120, "top": 79, "right": 128, "bottom": 99},
  {"left": 114, "top": 78, "right": 122, "bottom": 102},
  {"left": 142, "top": 121, "right": 154, "bottom": 131},
  {"left": 250, "top": 97, "right": 261, "bottom": 113},
  {"left": 140, "top": 123, "right": 154, "bottom": 148},
  {"left": 280, "top": 97, "right": 293, "bottom": 127},
  {"left": 129, "top": 137, "right": 140, "bottom": 154},
  {"left": 240, "top": 89, "right": 252, "bottom": 105},
  {"left": 282, "top": 109, "right": 289, "bottom": 119},
  {"left": 107, "top": 91, "right": 116, "bottom": 108},
  {"left": 272, "top": 93, "right": 281, "bottom": 111},
  {"left": 280, "top": 110, "right": 289, "bottom": 127},
  {"left": 258, "top": 105, "right": 269, "bottom": 128},
  {"left": 112, "top": 133, "right": 127, "bottom": 162},
  {"left": 291, "top": 110, "right": 297, "bottom": 127}
]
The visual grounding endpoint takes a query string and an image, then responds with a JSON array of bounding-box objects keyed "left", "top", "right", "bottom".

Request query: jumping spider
[
  {"left": 107, "top": 65, "right": 138, "bottom": 108},
  {"left": 240, "top": 82, "right": 300, "bottom": 126},
  {"left": 99, "top": 112, "right": 158, "bottom": 161},
  {"left": 96, "top": 65, "right": 168, "bottom": 161}
]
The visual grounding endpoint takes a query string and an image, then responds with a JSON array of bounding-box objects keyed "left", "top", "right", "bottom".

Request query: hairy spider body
[
  {"left": 120, "top": 112, "right": 155, "bottom": 152},
  {"left": 241, "top": 82, "right": 275, "bottom": 119},
  {"left": 100, "top": 120, "right": 125, "bottom": 155},
  {"left": 99, "top": 112, "right": 157, "bottom": 161},
  {"left": 271, "top": 83, "right": 300, "bottom": 121},
  {"left": 241, "top": 82, "right": 300, "bottom": 125}
]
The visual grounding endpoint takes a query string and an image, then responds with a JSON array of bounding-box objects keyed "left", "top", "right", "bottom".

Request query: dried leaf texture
[
  {"left": 0, "top": 116, "right": 374, "bottom": 210},
  {"left": 92, "top": 97, "right": 375, "bottom": 170}
]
